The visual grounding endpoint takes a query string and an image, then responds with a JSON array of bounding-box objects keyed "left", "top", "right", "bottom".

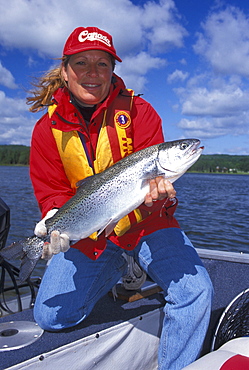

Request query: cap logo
[{"left": 78, "top": 30, "right": 111, "bottom": 48}]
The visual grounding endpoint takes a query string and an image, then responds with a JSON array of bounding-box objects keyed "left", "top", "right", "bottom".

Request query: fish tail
[
  {"left": 0, "top": 241, "right": 25, "bottom": 261},
  {"left": 0, "top": 237, "right": 43, "bottom": 283},
  {"left": 19, "top": 254, "right": 40, "bottom": 283}
]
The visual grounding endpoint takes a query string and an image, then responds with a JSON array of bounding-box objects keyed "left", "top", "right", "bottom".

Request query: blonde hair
[{"left": 26, "top": 56, "right": 69, "bottom": 113}]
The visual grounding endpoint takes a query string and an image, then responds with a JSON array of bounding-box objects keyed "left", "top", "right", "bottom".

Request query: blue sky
[{"left": 0, "top": 0, "right": 249, "bottom": 154}]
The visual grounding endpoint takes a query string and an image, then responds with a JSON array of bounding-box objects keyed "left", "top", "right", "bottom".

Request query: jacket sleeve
[
  {"left": 132, "top": 96, "right": 164, "bottom": 151},
  {"left": 30, "top": 114, "right": 75, "bottom": 217}
]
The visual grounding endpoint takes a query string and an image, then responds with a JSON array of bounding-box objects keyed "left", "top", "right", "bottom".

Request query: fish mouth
[
  {"left": 157, "top": 139, "right": 204, "bottom": 177},
  {"left": 184, "top": 140, "right": 204, "bottom": 167},
  {"left": 189, "top": 140, "right": 204, "bottom": 158}
]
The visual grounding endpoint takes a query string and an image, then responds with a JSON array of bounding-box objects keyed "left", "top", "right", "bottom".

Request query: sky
[{"left": 0, "top": 0, "right": 249, "bottom": 154}]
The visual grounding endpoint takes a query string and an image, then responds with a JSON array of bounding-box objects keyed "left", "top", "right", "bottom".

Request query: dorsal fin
[{"left": 76, "top": 175, "right": 95, "bottom": 189}]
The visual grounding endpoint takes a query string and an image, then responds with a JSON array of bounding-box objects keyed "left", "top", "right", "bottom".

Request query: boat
[{"left": 0, "top": 199, "right": 249, "bottom": 369}]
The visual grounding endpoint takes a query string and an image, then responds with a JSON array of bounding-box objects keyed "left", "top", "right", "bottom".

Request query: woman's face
[{"left": 62, "top": 50, "right": 113, "bottom": 106}]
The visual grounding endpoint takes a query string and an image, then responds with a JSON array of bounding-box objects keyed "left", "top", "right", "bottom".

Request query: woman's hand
[
  {"left": 34, "top": 209, "right": 70, "bottom": 259},
  {"left": 144, "top": 177, "right": 176, "bottom": 207}
]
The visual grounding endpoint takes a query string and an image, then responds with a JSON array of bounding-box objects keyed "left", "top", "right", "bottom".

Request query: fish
[{"left": 0, "top": 138, "right": 203, "bottom": 282}]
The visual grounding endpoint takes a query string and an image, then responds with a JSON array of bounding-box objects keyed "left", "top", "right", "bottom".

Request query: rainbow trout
[{"left": 0, "top": 139, "right": 203, "bottom": 281}]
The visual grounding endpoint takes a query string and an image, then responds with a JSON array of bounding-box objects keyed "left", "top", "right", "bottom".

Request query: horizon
[{"left": 1, "top": 143, "right": 248, "bottom": 157}]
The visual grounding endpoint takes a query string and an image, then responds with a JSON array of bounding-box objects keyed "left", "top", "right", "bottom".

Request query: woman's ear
[{"left": 61, "top": 64, "right": 68, "bottom": 82}]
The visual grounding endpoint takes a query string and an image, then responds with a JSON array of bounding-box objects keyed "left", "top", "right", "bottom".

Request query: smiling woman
[{"left": 24, "top": 26, "right": 213, "bottom": 370}]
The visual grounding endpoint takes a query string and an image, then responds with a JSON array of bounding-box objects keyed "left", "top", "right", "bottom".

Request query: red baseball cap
[{"left": 63, "top": 27, "right": 122, "bottom": 62}]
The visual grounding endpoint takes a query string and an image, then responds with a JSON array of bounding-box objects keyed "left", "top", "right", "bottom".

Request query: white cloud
[
  {"left": 181, "top": 86, "right": 249, "bottom": 117},
  {"left": 194, "top": 6, "right": 249, "bottom": 76},
  {"left": 174, "top": 75, "right": 249, "bottom": 140},
  {"left": 0, "top": 91, "right": 26, "bottom": 117},
  {"left": 0, "top": 62, "right": 18, "bottom": 89},
  {"left": 0, "top": 0, "right": 187, "bottom": 59},
  {"left": 141, "top": 0, "right": 187, "bottom": 53},
  {"left": 116, "top": 51, "right": 166, "bottom": 91},
  {"left": 0, "top": 90, "right": 35, "bottom": 145},
  {"left": 178, "top": 117, "right": 240, "bottom": 139},
  {"left": 167, "top": 69, "right": 189, "bottom": 83}
]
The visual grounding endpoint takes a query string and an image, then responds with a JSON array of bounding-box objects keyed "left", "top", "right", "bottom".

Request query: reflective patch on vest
[{"left": 114, "top": 109, "right": 133, "bottom": 158}]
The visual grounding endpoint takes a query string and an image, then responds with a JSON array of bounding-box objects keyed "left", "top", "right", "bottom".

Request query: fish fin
[
  {"left": 76, "top": 175, "right": 98, "bottom": 189},
  {"left": 0, "top": 236, "right": 43, "bottom": 283},
  {"left": 96, "top": 219, "right": 118, "bottom": 238},
  {"left": 19, "top": 255, "right": 40, "bottom": 283},
  {"left": 18, "top": 236, "right": 44, "bottom": 282},
  {"left": 0, "top": 241, "right": 25, "bottom": 261},
  {"left": 105, "top": 222, "right": 118, "bottom": 237}
]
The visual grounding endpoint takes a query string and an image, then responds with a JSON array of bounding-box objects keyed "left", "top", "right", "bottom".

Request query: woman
[{"left": 28, "top": 26, "right": 213, "bottom": 369}]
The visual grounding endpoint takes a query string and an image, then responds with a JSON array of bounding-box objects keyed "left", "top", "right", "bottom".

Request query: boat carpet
[{"left": 0, "top": 292, "right": 164, "bottom": 369}]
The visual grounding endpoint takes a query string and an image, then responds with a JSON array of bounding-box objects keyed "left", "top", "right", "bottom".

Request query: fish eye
[{"left": 180, "top": 142, "right": 189, "bottom": 150}]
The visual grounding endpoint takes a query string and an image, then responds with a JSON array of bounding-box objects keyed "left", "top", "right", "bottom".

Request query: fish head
[{"left": 157, "top": 139, "right": 203, "bottom": 183}]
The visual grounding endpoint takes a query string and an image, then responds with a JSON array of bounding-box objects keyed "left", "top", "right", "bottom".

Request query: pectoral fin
[{"left": 96, "top": 219, "right": 118, "bottom": 238}]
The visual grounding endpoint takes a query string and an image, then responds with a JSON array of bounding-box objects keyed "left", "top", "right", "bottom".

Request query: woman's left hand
[{"left": 144, "top": 177, "right": 176, "bottom": 207}]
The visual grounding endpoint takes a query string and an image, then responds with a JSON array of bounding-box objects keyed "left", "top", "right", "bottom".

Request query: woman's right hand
[{"left": 34, "top": 209, "right": 70, "bottom": 260}]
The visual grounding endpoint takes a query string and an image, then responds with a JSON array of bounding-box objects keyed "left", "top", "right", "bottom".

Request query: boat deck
[
  {"left": 0, "top": 249, "right": 249, "bottom": 369},
  {"left": 0, "top": 290, "right": 164, "bottom": 369}
]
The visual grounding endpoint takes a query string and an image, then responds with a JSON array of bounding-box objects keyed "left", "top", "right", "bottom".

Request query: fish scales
[
  {"left": 46, "top": 144, "right": 159, "bottom": 240},
  {"left": 0, "top": 139, "right": 203, "bottom": 281}
]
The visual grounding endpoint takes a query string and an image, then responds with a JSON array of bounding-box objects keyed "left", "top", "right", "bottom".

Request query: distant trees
[
  {"left": 0, "top": 145, "right": 30, "bottom": 165},
  {"left": 191, "top": 154, "right": 249, "bottom": 173}
]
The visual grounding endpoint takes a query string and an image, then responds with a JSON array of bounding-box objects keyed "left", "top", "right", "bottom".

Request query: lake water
[
  {"left": 174, "top": 173, "right": 249, "bottom": 253},
  {"left": 0, "top": 166, "right": 249, "bottom": 280}
]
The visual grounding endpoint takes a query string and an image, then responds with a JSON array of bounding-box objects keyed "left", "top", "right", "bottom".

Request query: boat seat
[{"left": 182, "top": 337, "right": 249, "bottom": 369}]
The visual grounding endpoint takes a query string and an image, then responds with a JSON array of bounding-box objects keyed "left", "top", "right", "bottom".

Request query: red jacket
[{"left": 30, "top": 74, "right": 180, "bottom": 259}]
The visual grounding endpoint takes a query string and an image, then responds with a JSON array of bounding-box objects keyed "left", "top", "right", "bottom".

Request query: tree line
[
  {"left": 190, "top": 154, "right": 249, "bottom": 173},
  {"left": 0, "top": 145, "right": 30, "bottom": 165},
  {"left": 0, "top": 145, "right": 248, "bottom": 173}
]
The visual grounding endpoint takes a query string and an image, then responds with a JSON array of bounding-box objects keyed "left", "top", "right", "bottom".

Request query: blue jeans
[{"left": 34, "top": 228, "right": 213, "bottom": 370}]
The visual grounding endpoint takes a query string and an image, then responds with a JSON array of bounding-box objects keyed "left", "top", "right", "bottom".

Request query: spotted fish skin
[{"left": 0, "top": 139, "right": 203, "bottom": 281}]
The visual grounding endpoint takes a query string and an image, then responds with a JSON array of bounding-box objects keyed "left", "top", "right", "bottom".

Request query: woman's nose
[{"left": 86, "top": 64, "right": 98, "bottom": 77}]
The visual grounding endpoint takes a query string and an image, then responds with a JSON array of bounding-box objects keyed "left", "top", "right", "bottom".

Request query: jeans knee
[
  {"left": 34, "top": 303, "right": 86, "bottom": 331},
  {"left": 173, "top": 266, "right": 213, "bottom": 308},
  {"left": 33, "top": 306, "right": 55, "bottom": 331},
  {"left": 187, "top": 266, "right": 213, "bottom": 311}
]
